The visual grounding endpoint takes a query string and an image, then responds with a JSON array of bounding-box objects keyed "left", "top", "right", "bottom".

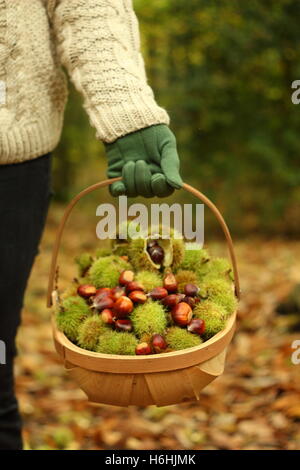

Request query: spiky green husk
[
  {"left": 175, "top": 270, "right": 199, "bottom": 293},
  {"left": 179, "top": 247, "right": 209, "bottom": 274},
  {"left": 60, "top": 282, "right": 79, "bottom": 301},
  {"left": 171, "top": 238, "right": 185, "bottom": 269},
  {"left": 111, "top": 221, "right": 141, "bottom": 257},
  {"left": 111, "top": 244, "right": 129, "bottom": 257},
  {"left": 95, "top": 247, "right": 112, "bottom": 258},
  {"left": 131, "top": 301, "right": 167, "bottom": 338},
  {"left": 128, "top": 238, "right": 158, "bottom": 272},
  {"left": 201, "top": 279, "right": 238, "bottom": 316},
  {"left": 89, "top": 255, "right": 132, "bottom": 288},
  {"left": 202, "top": 258, "right": 233, "bottom": 282},
  {"left": 74, "top": 253, "right": 93, "bottom": 277},
  {"left": 77, "top": 315, "right": 108, "bottom": 351},
  {"left": 135, "top": 271, "right": 163, "bottom": 292},
  {"left": 194, "top": 301, "right": 227, "bottom": 340},
  {"left": 194, "top": 300, "right": 226, "bottom": 320},
  {"left": 97, "top": 331, "right": 138, "bottom": 355},
  {"left": 166, "top": 327, "right": 202, "bottom": 350},
  {"left": 56, "top": 296, "right": 90, "bottom": 342}
]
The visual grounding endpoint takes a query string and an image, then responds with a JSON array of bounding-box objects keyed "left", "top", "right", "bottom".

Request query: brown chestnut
[
  {"left": 126, "top": 281, "right": 145, "bottom": 293},
  {"left": 181, "top": 295, "right": 196, "bottom": 309},
  {"left": 113, "top": 296, "right": 133, "bottom": 318},
  {"left": 128, "top": 290, "right": 147, "bottom": 304},
  {"left": 115, "top": 319, "right": 133, "bottom": 332},
  {"left": 148, "top": 245, "right": 164, "bottom": 264},
  {"left": 152, "top": 334, "right": 167, "bottom": 353},
  {"left": 119, "top": 270, "right": 134, "bottom": 286},
  {"left": 77, "top": 284, "right": 97, "bottom": 298},
  {"left": 187, "top": 318, "right": 205, "bottom": 335},
  {"left": 149, "top": 287, "right": 168, "bottom": 300},
  {"left": 93, "top": 294, "right": 114, "bottom": 311},
  {"left": 184, "top": 283, "right": 199, "bottom": 297},
  {"left": 95, "top": 287, "right": 112, "bottom": 297},
  {"left": 101, "top": 308, "right": 114, "bottom": 325},
  {"left": 111, "top": 286, "right": 126, "bottom": 301},
  {"left": 163, "top": 273, "right": 178, "bottom": 293},
  {"left": 171, "top": 302, "right": 193, "bottom": 326},
  {"left": 162, "top": 294, "right": 184, "bottom": 309},
  {"left": 135, "top": 342, "right": 152, "bottom": 355}
]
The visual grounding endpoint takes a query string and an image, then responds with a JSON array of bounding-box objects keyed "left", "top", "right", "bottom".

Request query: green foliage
[
  {"left": 89, "top": 255, "right": 132, "bottom": 288},
  {"left": 97, "top": 331, "right": 138, "bottom": 355},
  {"left": 56, "top": 296, "right": 90, "bottom": 342},
  {"left": 135, "top": 270, "right": 163, "bottom": 292},
  {"left": 194, "top": 301, "right": 227, "bottom": 340},
  {"left": 53, "top": 2, "right": 300, "bottom": 235},
  {"left": 175, "top": 269, "right": 198, "bottom": 293},
  {"left": 77, "top": 315, "right": 108, "bottom": 351},
  {"left": 131, "top": 300, "right": 167, "bottom": 338},
  {"left": 166, "top": 327, "right": 202, "bottom": 350},
  {"left": 201, "top": 279, "right": 238, "bottom": 316}
]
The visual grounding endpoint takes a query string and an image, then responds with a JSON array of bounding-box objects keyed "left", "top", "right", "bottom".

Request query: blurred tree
[{"left": 53, "top": 0, "right": 300, "bottom": 236}]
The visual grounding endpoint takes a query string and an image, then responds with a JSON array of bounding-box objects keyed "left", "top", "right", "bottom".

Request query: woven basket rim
[{"left": 52, "top": 309, "right": 237, "bottom": 374}]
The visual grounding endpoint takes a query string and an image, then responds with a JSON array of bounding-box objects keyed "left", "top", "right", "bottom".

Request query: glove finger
[
  {"left": 135, "top": 160, "right": 154, "bottom": 198},
  {"left": 151, "top": 173, "right": 174, "bottom": 198},
  {"left": 109, "top": 181, "right": 126, "bottom": 197},
  {"left": 160, "top": 143, "right": 183, "bottom": 189},
  {"left": 122, "top": 161, "right": 137, "bottom": 197},
  {"left": 107, "top": 166, "right": 122, "bottom": 178},
  {"left": 149, "top": 162, "right": 163, "bottom": 174}
]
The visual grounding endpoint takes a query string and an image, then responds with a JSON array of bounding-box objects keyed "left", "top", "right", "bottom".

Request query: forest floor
[{"left": 15, "top": 205, "right": 300, "bottom": 450}]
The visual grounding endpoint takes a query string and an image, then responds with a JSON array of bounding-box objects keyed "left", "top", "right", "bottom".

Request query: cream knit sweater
[{"left": 0, "top": 0, "right": 169, "bottom": 165}]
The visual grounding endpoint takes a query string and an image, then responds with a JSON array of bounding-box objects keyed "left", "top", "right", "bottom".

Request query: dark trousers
[{"left": 0, "top": 153, "right": 52, "bottom": 450}]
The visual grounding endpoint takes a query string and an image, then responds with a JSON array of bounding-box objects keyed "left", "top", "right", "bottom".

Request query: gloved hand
[{"left": 105, "top": 124, "right": 183, "bottom": 197}]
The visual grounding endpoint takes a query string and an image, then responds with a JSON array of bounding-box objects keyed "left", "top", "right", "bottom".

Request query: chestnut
[
  {"left": 171, "top": 302, "right": 193, "bottom": 326},
  {"left": 149, "top": 287, "right": 168, "bottom": 300},
  {"left": 128, "top": 290, "right": 147, "bottom": 304},
  {"left": 113, "top": 296, "right": 133, "bottom": 318},
  {"left": 93, "top": 294, "right": 114, "bottom": 311},
  {"left": 135, "top": 342, "right": 152, "bottom": 355},
  {"left": 148, "top": 245, "right": 164, "bottom": 264},
  {"left": 147, "top": 240, "right": 158, "bottom": 249},
  {"left": 162, "top": 294, "right": 184, "bottom": 309},
  {"left": 163, "top": 273, "right": 178, "bottom": 293},
  {"left": 95, "top": 287, "right": 112, "bottom": 297},
  {"left": 152, "top": 334, "right": 167, "bottom": 353},
  {"left": 115, "top": 319, "right": 133, "bottom": 332},
  {"left": 111, "top": 286, "right": 126, "bottom": 301},
  {"left": 119, "top": 270, "right": 134, "bottom": 286},
  {"left": 184, "top": 283, "right": 199, "bottom": 297},
  {"left": 187, "top": 318, "right": 205, "bottom": 335},
  {"left": 126, "top": 281, "right": 145, "bottom": 293},
  {"left": 77, "top": 284, "right": 97, "bottom": 298},
  {"left": 101, "top": 308, "right": 114, "bottom": 325},
  {"left": 181, "top": 295, "right": 196, "bottom": 309}
]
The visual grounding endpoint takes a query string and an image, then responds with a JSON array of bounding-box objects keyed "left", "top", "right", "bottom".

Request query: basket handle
[{"left": 46, "top": 178, "right": 241, "bottom": 307}]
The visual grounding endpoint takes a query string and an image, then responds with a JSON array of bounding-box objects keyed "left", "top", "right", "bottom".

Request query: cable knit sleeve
[{"left": 51, "top": 0, "right": 170, "bottom": 143}]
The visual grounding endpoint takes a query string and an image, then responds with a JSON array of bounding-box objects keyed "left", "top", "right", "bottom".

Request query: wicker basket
[{"left": 47, "top": 179, "right": 241, "bottom": 407}]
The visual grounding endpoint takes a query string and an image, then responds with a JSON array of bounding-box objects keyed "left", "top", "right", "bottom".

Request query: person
[{"left": 0, "top": 0, "right": 182, "bottom": 450}]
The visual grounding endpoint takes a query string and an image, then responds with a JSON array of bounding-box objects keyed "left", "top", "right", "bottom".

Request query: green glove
[{"left": 105, "top": 124, "right": 183, "bottom": 198}]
